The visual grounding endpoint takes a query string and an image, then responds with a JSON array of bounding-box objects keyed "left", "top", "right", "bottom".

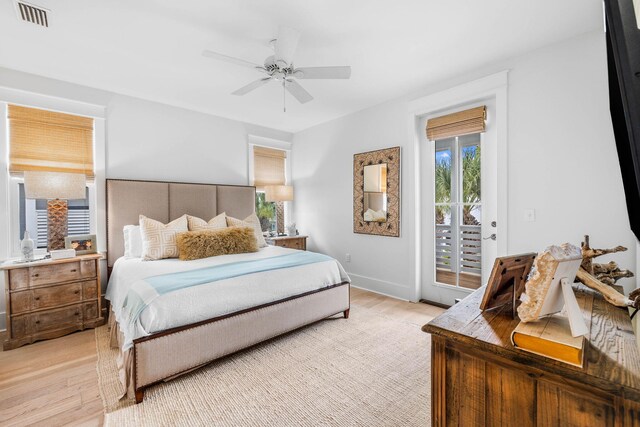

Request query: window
[
  {"left": 251, "top": 145, "right": 287, "bottom": 233},
  {"left": 6, "top": 104, "right": 95, "bottom": 254},
  {"left": 18, "top": 183, "right": 90, "bottom": 249}
]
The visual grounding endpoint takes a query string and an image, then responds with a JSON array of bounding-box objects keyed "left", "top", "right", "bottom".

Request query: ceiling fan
[{"left": 202, "top": 26, "right": 351, "bottom": 111}]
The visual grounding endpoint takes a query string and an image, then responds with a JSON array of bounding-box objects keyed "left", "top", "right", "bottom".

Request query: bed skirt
[{"left": 108, "top": 282, "right": 350, "bottom": 401}]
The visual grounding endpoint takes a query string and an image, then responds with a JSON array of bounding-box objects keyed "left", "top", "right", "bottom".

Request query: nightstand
[
  {"left": 2, "top": 253, "right": 104, "bottom": 350},
  {"left": 266, "top": 235, "right": 308, "bottom": 251}
]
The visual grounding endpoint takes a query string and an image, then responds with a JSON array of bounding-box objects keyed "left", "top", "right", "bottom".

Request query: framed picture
[
  {"left": 65, "top": 234, "right": 97, "bottom": 255},
  {"left": 480, "top": 253, "right": 536, "bottom": 318}
]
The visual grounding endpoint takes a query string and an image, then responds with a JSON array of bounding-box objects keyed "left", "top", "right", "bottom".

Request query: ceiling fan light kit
[{"left": 203, "top": 25, "right": 351, "bottom": 112}]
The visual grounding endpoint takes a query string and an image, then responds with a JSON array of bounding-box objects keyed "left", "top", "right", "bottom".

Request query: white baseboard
[{"left": 347, "top": 272, "right": 416, "bottom": 301}]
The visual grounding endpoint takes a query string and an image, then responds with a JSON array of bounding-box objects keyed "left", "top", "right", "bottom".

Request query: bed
[{"left": 105, "top": 179, "right": 351, "bottom": 403}]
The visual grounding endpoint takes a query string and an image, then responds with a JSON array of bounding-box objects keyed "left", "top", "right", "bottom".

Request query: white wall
[
  {"left": 293, "top": 100, "right": 416, "bottom": 300},
  {"left": 0, "top": 68, "right": 292, "bottom": 329},
  {"left": 293, "top": 30, "right": 638, "bottom": 302}
]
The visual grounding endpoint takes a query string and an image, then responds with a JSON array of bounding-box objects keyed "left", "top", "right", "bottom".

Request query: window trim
[
  {"left": 247, "top": 135, "right": 292, "bottom": 226},
  {"left": 0, "top": 91, "right": 106, "bottom": 259},
  {"left": 408, "top": 70, "right": 508, "bottom": 303}
]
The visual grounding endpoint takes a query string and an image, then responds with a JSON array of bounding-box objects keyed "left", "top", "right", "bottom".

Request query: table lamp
[
  {"left": 264, "top": 185, "right": 293, "bottom": 235},
  {"left": 23, "top": 171, "right": 86, "bottom": 251}
]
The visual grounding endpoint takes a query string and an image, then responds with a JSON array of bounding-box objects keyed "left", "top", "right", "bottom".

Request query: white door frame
[{"left": 408, "top": 71, "right": 509, "bottom": 303}]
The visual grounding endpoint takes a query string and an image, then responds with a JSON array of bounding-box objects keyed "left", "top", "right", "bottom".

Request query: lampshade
[
  {"left": 265, "top": 185, "right": 293, "bottom": 202},
  {"left": 23, "top": 171, "right": 86, "bottom": 200}
]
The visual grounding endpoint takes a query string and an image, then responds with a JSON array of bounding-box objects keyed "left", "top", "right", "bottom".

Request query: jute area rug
[{"left": 95, "top": 304, "right": 432, "bottom": 426}]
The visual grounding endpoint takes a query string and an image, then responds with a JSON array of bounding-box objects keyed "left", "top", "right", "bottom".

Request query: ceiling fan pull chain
[{"left": 283, "top": 79, "right": 286, "bottom": 113}]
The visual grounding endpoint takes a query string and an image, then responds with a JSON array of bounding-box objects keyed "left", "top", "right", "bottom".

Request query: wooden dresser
[
  {"left": 266, "top": 235, "right": 308, "bottom": 251},
  {"left": 422, "top": 285, "right": 640, "bottom": 426},
  {"left": 2, "top": 254, "right": 104, "bottom": 350}
]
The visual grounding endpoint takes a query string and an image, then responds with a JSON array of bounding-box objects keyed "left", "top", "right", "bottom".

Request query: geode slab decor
[{"left": 517, "top": 243, "right": 583, "bottom": 323}]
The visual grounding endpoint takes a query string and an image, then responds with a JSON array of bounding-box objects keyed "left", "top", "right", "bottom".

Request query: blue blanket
[{"left": 119, "top": 251, "right": 334, "bottom": 349}]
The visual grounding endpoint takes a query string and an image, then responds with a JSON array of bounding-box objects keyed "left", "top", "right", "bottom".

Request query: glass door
[{"left": 434, "top": 133, "right": 482, "bottom": 290}]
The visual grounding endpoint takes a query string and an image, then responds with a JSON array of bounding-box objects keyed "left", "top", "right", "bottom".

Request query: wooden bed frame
[{"left": 105, "top": 179, "right": 350, "bottom": 403}]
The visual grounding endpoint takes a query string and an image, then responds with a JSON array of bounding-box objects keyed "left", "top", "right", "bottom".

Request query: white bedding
[{"left": 106, "top": 246, "right": 350, "bottom": 346}]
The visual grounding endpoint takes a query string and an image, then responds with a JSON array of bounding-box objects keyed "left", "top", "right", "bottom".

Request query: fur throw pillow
[
  {"left": 226, "top": 213, "right": 267, "bottom": 248},
  {"left": 176, "top": 226, "right": 258, "bottom": 260}
]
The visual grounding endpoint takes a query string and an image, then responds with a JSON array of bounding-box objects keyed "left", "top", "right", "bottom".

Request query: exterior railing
[{"left": 435, "top": 224, "right": 481, "bottom": 275}]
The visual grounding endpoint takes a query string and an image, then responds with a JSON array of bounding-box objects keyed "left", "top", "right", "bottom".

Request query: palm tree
[
  {"left": 435, "top": 156, "right": 451, "bottom": 224},
  {"left": 461, "top": 146, "right": 481, "bottom": 225},
  {"left": 255, "top": 192, "right": 275, "bottom": 232},
  {"left": 434, "top": 146, "right": 481, "bottom": 225}
]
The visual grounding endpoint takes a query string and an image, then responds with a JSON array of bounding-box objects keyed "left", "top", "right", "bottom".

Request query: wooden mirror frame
[{"left": 353, "top": 146, "right": 400, "bottom": 237}]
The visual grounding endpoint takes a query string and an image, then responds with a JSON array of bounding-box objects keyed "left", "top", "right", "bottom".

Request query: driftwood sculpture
[{"left": 575, "top": 235, "right": 639, "bottom": 309}]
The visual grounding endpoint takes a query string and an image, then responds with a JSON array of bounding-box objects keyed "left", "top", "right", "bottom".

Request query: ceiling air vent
[{"left": 14, "top": 1, "right": 50, "bottom": 27}]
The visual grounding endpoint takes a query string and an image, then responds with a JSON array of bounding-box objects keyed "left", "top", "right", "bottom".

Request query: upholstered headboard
[{"left": 106, "top": 179, "right": 255, "bottom": 267}]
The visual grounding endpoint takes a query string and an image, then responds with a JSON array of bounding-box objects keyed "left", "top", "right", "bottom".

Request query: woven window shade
[
  {"left": 253, "top": 146, "right": 286, "bottom": 189},
  {"left": 426, "top": 106, "right": 486, "bottom": 141},
  {"left": 8, "top": 105, "right": 95, "bottom": 179}
]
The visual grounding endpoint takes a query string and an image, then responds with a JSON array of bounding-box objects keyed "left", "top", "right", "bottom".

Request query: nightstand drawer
[
  {"left": 11, "top": 304, "right": 82, "bottom": 336},
  {"left": 267, "top": 236, "right": 308, "bottom": 251},
  {"left": 31, "top": 305, "right": 83, "bottom": 333},
  {"left": 10, "top": 302, "right": 99, "bottom": 338},
  {"left": 10, "top": 280, "right": 96, "bottom": 314},
  {"left": 280, "top": 239, "right": 303, "bottom": 250},
  {"left": 9, "top": 259, "right": 96, "bottom": 290}
]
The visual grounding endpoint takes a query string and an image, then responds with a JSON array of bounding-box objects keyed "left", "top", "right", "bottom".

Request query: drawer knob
[
  {"left": 33, "top": 273, "right": 39, "bottom": 277},
  {"left": 70, "top": 269, "right": 77, "bottom": 273},
  {"left": 35, "top": 320, "right": 40, "bottom": 324},
  {"left": 34, "top": 296, "right": 40, "bottom": 301},
  {"left": 74, "top": 290, "right": 80, "bottom": 294},
  {"left": 75, "top": 311, "right": 80, "bottom": 316}
]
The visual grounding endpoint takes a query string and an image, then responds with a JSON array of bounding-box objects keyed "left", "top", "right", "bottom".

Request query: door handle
[{"left": 483, "top": 234, "right": 496, "bottom": 241}]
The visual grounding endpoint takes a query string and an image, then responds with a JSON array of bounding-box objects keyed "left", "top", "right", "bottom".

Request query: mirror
[
  {"left": 353, "top": 147, "right": 400, "bottom": 237},
  {"left": 363, "top": 164, "right": 387, "bottom": 222}
]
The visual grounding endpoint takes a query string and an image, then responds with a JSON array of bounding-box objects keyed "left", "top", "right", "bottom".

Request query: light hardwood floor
[{"left": 0, "top": 287, "right": 445, "bottom": 426}]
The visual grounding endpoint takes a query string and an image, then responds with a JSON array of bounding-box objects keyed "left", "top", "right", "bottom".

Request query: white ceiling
[{"left": 0, "top": 0, "right": 603, "bottom": 132}]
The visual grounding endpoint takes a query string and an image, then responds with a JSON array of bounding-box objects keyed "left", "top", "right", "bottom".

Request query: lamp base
[
  {"left": 275, "top": 201, "right": 285, "bottom": 235},
  {"left": 48, "top": 199, "right": 68, "bottom": 251}
]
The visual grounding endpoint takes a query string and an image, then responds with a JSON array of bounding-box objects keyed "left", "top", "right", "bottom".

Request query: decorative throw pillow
[
  {"left": 226, "top": 213, "right": 267, "bottom": 248},
  {"left": 176, "top": 227, "right": 258, "bottom": 260},
  {"left": 187, "top": 213, "right": 227, "bottom": 231},
  {"left": 123, "top": 225, "right": 143, "bottom": 258},
  {"left": 139, "top": 214, "right": 188, "bottom": 260}
]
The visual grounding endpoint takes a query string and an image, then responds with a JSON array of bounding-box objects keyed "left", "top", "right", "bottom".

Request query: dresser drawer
[
  {"left": 9, "top": 259, "right": 96, "bottom": 290},
  {"left": 10, "top": 280, "right": 97, "bottom": 315}
]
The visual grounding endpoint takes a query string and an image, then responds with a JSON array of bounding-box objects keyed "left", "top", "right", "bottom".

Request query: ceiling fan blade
[
  {"left": 202, "top": 50, "right": 263, "bottom": 69},
  {"left": 285, "top": 79, "right": 313, "bottom": 104},
  {"left": 293, "top": 66, "right": 351, "bottom": 79},
  {"left": 232, "top": 78, "right": 272, "bottom": 96},
  {"left": 275, "top": 26, "right": 301, "bottom": 67}
]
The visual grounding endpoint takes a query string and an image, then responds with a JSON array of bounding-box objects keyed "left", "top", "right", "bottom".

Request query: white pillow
[
  {"left": 226, "top": 213, "right": 267, "bottom": 248},
  {"left": 187, "top": 213, "right": 227, "bottom": 231},
  {"left": 364, "top": 209, "right": 375, "bottom": 222},
  {"left": 123, "top": 225, "right": 143, "bottom": 258},
  {"left": 139, "top": 214, "right": 188, "bottom": 260}
]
